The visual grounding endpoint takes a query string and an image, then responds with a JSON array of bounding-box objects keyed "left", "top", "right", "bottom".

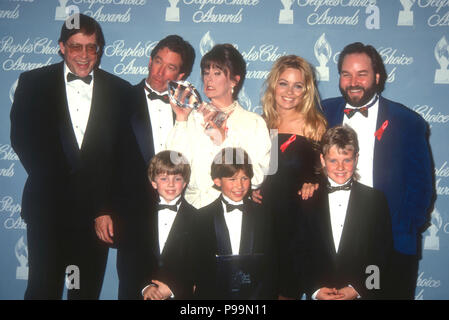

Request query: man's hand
[
  {"left": 169, "top": 85, "right": 194, "bottom": 121},
  {"left": 298, "top": 183, "right": 319, "bottom": 200},
  {"left": 335, "top": 286, "right": 359, "bottom": 300},
  {"left": 143, "top": 280, "right": 173, "bottom": 300},
  {"left": 94, "top": 214, "right": 114, "bottom": 244},
  {"left": 204, "top": 119, "right": 227, "bottom": 146},
  {"left": 251, "top": 189, "right": 263, "bottom": 204},
  {"left": 316, "top": 287, "right": 345, "bottom": 300}
]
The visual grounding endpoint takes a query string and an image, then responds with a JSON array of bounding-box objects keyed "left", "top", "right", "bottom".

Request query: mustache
[{"left": 345, "top": 86, "right": 365, "bottom": 92}]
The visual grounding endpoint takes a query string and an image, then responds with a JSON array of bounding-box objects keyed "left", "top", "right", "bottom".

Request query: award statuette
[{"left": 167, "top": 80, "right": 229, "bottom": 129}]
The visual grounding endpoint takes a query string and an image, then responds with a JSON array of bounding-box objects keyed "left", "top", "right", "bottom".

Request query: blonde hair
[{"left": 262, "top": 55, "right": 327, "bottom": 142}]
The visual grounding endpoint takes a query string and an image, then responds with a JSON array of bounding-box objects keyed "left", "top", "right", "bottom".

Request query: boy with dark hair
[
  {"left": 139, "top": 150, "right": 197, "bottom": 300},
  {"left": 193, "top": 147, "right": 276, "bottom": 299},
  {"left": 281, "top": 125, "right": 393, "bottom": 300}
]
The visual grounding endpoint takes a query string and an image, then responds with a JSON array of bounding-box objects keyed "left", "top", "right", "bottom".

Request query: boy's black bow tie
[
  {"left": 327, "top": 179, "right": 353, "bottom": 193},
  {"left": 157, "top": 198, "right": 181, "bottom": 212},
  {"left": 221, "top": 196, "right": 244, "bottom": 212}
]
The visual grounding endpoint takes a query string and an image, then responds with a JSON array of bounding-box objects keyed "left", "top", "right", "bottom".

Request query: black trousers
[
  {"left": 385, "top": 250, "right": 420, "bottom": 300},
  {"left": 24, "top": 220, "right": 109, "bottom": 300}
]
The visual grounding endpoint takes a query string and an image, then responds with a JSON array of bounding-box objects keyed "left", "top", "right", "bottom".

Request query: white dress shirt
[
  {"left": 64, "top": 64, "right": 93, "bottom": 149},
  {"left": 157, "top": 195, "right": 181, "bottom": 254},
  {"left": 342, "top": 95, "right": 379, "bottom": 188},
  {"left": 327, "top": 178, "right": 351, "bottom": 253},
  {"left": 221, "top": 194, "right": 243, "bottom": 255},
  {"left": 141, "top": 195, "right": 180, "bottom": 298},
  {"left": 166, "top": 102, "right": 271, "bottom": 209},
  {"left": 312, "top": 177, "right": 360, "bottom": 300},
  {"left": 145, "top": 82, "right": 174, "bottom": 154}
]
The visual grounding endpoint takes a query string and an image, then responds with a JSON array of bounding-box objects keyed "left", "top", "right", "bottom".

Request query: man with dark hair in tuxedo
[
  {"left": 95, "top": 35, "right": 196, "bottom": 299},
  {"left": 10, "top": 13, "right": 132, "bottom": 299}
]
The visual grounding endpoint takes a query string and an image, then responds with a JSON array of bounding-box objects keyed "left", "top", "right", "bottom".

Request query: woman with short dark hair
[{"left": 167, "top": 44, "right": 271, "bottom": 209}]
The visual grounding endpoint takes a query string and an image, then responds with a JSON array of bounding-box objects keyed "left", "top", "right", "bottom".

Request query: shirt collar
[
  {"left": 145, "top": 80, "right": 168, "bottom": 96},
  {"left": 222, "top": 194, "right": 243, "bottom": 205},
  {"left": 328, "top": 177, "right": 352, "bottom": 187},
  {"left": 159, "top": 195, "right": 182, "bottom": 206}
]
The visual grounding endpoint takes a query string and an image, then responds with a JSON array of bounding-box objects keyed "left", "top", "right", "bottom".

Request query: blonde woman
[{"left": 260, "top": 55, "right": 327, "bottom": 297}]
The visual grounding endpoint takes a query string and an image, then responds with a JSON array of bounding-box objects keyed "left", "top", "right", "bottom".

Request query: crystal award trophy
[{"left": 167, "top": 80, "right": 229, "bottom": 129}]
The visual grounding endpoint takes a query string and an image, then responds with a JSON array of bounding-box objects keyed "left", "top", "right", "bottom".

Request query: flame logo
[
  {"left": 314, "top": 33, "right": 332, "bottom": 67},
  {"left": 238, "top": 87, "right": 252, "bottom": 111},
  {"left": 9, "top": 79, "right": 18, "bottom": 103},
  {"left": 238, "top": 87, "right": 262, "bottom": 114},
  {"left": 435, "top": 36, "right": 449, "bottom": 68},
  {"left": 400, "top": 0, "right": 415, "bottom": 10},
  {"left": 15, "top": 236, "right": 28, "bottom": 267},
  {"left": 200, "top": 31, "right": 215, "bottom": 56},
  {"left": 430, "top": 208, "right": 443, "bottom": 230}
]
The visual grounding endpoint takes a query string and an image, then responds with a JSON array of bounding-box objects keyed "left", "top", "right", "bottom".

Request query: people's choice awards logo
[
  {"left": 397, "top": 0, "right": 415, "bottom": 26},
  {"left": 200, "top": 31, "right": 215, "bottom": 56},
  {"left": 15, "top": 236, "right": 28, "bottom": 280},
  {"left": 314, "top": 33, "right": 332, "bottom": 82},
  {"left": 166, "top": 0, "right": 180, "bottom": 22},
  {"left": 424, "top": 208, "right": 443, "bottom": 251},
  {"left": 279, "top": 0, "right": 294, "bottom": 24},
  {"left": 434, "top": 36, "right": 449, "bottom": 84}
]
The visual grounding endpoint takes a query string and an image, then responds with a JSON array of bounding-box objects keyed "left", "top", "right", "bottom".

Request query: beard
[{"left": 339, "top": 83, "right": 378, "bottom": 108}]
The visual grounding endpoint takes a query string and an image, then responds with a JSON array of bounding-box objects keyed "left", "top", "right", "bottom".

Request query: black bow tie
[
  {"left": 147, "top": 90, "right": 169, "bottom": 103},
  {"left": 67, "top": 72, "right": 92, "bottom": 85},
  {"left": 327, "top": 179, "right": 353, "bottom": 193},
  {"left": 221, "top": 196, "right": 244, "bottom": 213},
  {"left": 157, "top": 198, "right": 181, "bottom": 212},
  {"left": 343, "top": 95, "right": 379, "bottom": 119}
]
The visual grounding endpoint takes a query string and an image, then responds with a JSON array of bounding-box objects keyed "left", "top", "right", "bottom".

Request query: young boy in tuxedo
[
  {"left": 141, "top": 150, "right": 197, "bottom": 300},
  {"left": 281, "top": 125, "right": 393, "bottom": 300},
  {"left": 193, "top": 147, "right": 276, "bottom": 300}
]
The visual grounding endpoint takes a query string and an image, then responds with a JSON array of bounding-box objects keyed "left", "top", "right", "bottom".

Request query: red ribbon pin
[
  {"left": 280, "top": 134, "right": 296, "bottom": 153},
  {"left": 374, "top": 120, "right": 389, "bottom": 141}
]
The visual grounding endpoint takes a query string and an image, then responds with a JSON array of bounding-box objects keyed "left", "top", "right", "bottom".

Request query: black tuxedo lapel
[
  {"left": 150, "top": 207, "right": 161, "bottom": 264},
  {"left": 81, "top": 69, "right": 105, "bottom": 152},
  {"left": 213, "top": 201, "right": 233, "bottom": 255},
  {"left": 131, "top": 81, "right": 154, "bottom": 164},
  {"left": 338, "top": 185, "right": 361, "bottom": 256},
  {"left": 318, "top": 193, "right": 338, "bottom": 258},
  {"left": 239, "top": 201, "right": 255, "bottom": 255},
  {"left": 161, "top": 202, "right": 187, "bottom": 257},
  {"left": 56, "top": 63, "right": 81, "bottom": 171}
]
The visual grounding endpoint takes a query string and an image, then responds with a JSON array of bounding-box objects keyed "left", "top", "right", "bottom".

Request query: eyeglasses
[{"left": 66, "top": 43, "right": 99, "bottom": 55}]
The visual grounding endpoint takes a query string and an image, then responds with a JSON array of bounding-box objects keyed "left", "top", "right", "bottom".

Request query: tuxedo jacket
[
  {"left": 114, "top": 80, "right": 157, "bottom": 244},
  {"left": 193, "top": 197, "right": 276, "bottom": 300},
  {"left": 321, "top": 96, "right": 434, "bottom": 255},
  {"left": 136, "top": 198, "right": 198, "bottom": 300},
  {"left": 10, "top": 62, "right": 131, "bottom": 228},
  {"left": 286, "top": 180, "right": 393, "bottom": 300}
]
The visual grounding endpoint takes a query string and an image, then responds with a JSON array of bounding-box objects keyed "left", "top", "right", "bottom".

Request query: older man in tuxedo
[
  {"left": 10, "top": 14, "right": 132, "bottom": 299},
  {"left": 94, "top": 35, "right": 195, "bottom": 299},
  {"left": 320, "top": 42, "right": 434, "bottom": 299}
]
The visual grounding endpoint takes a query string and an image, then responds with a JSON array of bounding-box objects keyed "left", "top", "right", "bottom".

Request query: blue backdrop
[{"left": 0, "top": 0, "right": 448, "bottom": 300}]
